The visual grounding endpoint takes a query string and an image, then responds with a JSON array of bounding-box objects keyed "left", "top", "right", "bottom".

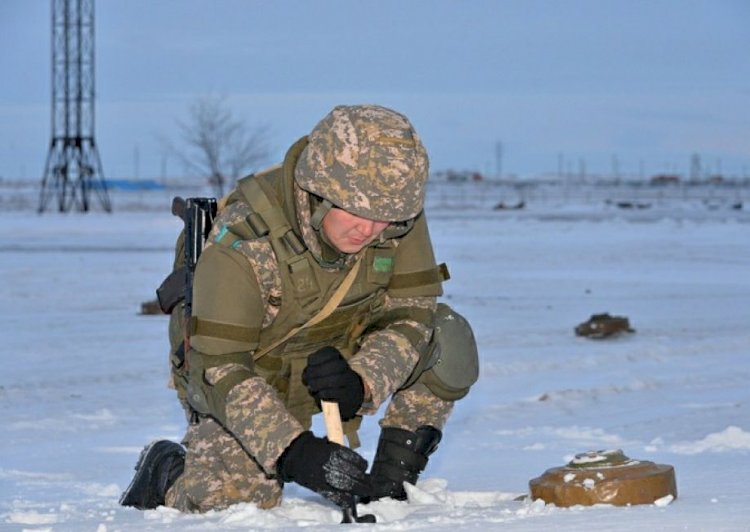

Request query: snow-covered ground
[{"left": 1, "top": 201, "right": 749, "bottom": 531}]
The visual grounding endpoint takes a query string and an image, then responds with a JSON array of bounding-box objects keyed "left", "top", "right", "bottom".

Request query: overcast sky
[{"left": 1, "top": 0, "right": 749, "bottom": 181}]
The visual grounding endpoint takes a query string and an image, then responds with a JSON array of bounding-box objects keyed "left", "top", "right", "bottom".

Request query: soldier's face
[{"left": 321, "top": 207, "right": 390, "bottom": 254}]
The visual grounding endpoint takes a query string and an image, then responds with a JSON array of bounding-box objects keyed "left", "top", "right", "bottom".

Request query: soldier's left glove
[
  {"left": 302, "top": 346, "right": 364, "bottom": 420},
  {"left": 277, "top": 431, "right": 372, "bottom": 506}
]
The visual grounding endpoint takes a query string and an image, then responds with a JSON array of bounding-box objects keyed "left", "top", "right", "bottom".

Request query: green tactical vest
[{"left": 204, "top": 173, "right": 396, "bottom": 446}]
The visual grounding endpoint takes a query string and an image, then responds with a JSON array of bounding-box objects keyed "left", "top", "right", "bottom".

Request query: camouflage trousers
[{"left": 164, "top": 382, "right": 453, "bottom": 512}]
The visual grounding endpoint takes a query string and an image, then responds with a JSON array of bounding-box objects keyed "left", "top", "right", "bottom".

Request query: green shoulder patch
[{"left": 373, "top": 255, "right": 394, "bottom": 273}]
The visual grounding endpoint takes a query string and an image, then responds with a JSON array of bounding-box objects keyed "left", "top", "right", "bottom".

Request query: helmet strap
[
  {"left": 310, "top": 197, "right": 333, "bottom": 231},
  {"left": 382, "top": 217, "right": 416, "bottom": 239}
]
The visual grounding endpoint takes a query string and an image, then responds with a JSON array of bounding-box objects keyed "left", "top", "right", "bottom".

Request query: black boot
[
  {"left": 120, "top": 440, "right": 185, "bottom": 510},
  {"left": 366, "top": 425, "right": 441, "bottom": 502}
]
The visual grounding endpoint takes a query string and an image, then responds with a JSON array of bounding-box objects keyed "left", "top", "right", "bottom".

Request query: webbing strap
[
  {"left": 245, "top": 212, "right": 269, "bottom": 237},
  {"left": 310, "top": 198, "right": 333, "bottom": 230},
  {"left": 388, "top": 263, "right": 450, "bottom": 290},
  {"left": 189, "top": 316, "right": 260, "bottom": 345},
  {"left": 385, "top": 322, "right": 429, "bottom": 353},
  {"left": 374, "top": 307, "right": 435, "bottom": 328},
  {"left": 237, "top": 176, "right": 305, "bottom": 262},
  {"left": 252, "top": 252, "right": 365, "bottom": 361}
]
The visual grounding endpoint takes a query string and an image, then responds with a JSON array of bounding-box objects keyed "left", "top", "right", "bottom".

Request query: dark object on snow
[
  {"left": 120, "top": 440, "right": 185, "bottom": 510},
  {"left": 575, "top": 313, "right": 634, "bottom": 339},
  {"left": 139, "top": 299, "right": 164, "bottom": 315},
  {"left": 617, "top": 201, "right": 651, "bottom": 210},
  {"left": 529, "top": 449, "right": 677, "bottom": 507},
  {"left": 604, "top": 199, "right": 651, "bottom": 210},
  {"left": 493, "top": 200, "right": 525, "bottom": 210}
]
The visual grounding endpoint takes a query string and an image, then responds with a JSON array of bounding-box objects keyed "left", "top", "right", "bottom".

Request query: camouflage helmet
[{"left": 294, "top": 104, "right": 429, "bottom": 222}]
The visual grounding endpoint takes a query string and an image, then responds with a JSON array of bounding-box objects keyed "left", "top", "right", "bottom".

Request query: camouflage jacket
[{"left": 186, "top": 137, "right": 445, "bottom": 476}]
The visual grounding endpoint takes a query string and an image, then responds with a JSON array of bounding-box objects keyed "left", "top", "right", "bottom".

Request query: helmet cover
[{"left": 295, "top": 104, "right": 429, "bottom": 221}]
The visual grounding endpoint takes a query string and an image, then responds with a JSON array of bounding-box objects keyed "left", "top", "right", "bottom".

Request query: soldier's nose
[{"left": 358, "top": 220, "right": 376, "bottom": 237}]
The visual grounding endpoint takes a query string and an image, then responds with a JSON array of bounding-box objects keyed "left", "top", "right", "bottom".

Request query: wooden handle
[
  {"left": 321, "top": 400, "right": 377, "bottom": 523},
  {"left": 322, "top": 401, "right": 345, "bottom": 446}
]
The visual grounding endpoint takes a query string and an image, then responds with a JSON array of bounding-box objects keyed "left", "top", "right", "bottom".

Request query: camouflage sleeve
[
  {"left": 204, "top": 201, "right": 283, "bottom": 328},
  {"left": 348, "top": 295, "right": 436, "bottom": 414},
  {"left": 348, "top": 213, "right": 444, "bottom": 413},
  {"left": 224, "top": 378, "right": 304, "bottom": 475},
  {"left": 194, "top": 362, "right": 304, "bottom": 476},
  {"left": 189, "top": 211, "right": 303, "bottom": 476}
]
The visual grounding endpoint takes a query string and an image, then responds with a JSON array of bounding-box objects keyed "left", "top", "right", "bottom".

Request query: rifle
[
  {"left": 153, "top": 196, "right": 217, "bottom": 424},
  {"left": 156, "top": 196, "right": 217, "bottom": 352}
]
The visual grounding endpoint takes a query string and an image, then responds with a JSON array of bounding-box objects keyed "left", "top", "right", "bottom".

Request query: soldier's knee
[{"left": 407, "top": 303, "right": 479, "bottom": 401}]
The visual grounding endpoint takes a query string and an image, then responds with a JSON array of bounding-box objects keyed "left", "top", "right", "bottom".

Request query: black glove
[
  {"left": 277, "top": 431, "right": 372, "bottom": 506},
  {"left": 302, "top": 346, "right": 364, "bottom": 421}
]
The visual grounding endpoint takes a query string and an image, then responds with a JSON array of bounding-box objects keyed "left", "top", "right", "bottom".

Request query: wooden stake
[{"left": 322, "top": 401, "right": 345, "bottom": 445}]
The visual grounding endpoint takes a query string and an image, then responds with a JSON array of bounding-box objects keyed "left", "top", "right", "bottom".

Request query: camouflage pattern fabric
[
  {"left": 381, "top": 382, "right": 454, "bottom": 431},
  {"left": 294, "top": 105, "right": 429, "bottom": 222},
  {"left": 165, "top": 415, "right": 283, "bottom": 512},
  {"left": 350, "top": 294, "right": 435, "bottom": 413},
  {"left": 223, "top": 378, "right": 304, "bottom": 474}
]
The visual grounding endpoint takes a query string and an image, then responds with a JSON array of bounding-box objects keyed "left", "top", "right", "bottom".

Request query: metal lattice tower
[{"left": 39, "top": 0, "right": 111, "bottom": 213}]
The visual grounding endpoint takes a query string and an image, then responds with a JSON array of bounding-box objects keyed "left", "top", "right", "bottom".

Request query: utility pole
[
  {"left": 495, "top": 141, "right": 503, "bottom": 180},
  {"left": 39, "top": 0, "right": 111, "bottom": 213},
  {"left": 690, "top": 153, "right": 702, "bottom": 181},
  {"left": 611, "top": 154, "right": 620, "bottom": 181}
]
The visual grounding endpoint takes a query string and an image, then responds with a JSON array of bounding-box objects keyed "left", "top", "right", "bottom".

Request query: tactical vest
[{"left": 196, "top": 174, "right": 399, "bottom": 446}]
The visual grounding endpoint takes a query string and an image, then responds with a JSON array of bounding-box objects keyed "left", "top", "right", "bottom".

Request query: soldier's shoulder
[
  {"left": 204, "top": 200, "right": 278, "bottom": 273},
  {"left": 215, "top": 197, "right": 252, "bottom": 226}
]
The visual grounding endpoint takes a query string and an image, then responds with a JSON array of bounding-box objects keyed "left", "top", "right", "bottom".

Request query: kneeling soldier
[{"left": 121, "top": 104, "right": 479, "bottom": 512}]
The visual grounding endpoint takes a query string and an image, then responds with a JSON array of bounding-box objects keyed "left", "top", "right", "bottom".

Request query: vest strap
[
  {"left": 310, "top": 198, "right": 333, "bottom": 230},
  {"left": 252, "top": 252, "right": 365, "bottom": 361},
  {"left": 389, "top": 263, "right": 450, "bottom": 290},
  {"left": 246, "top": 212, "right": 269, "bottom": 237},
  {"left": 374, "top": 306, "right": 435, "bottom": 328},
  {"left": 228, "top": 218, "right": 259, "bottom": 240},
  {"left": 385, "top": 322, "right": 430, "bottom": 354},
  {"left": 283, "top": 230, "right": 307, "bottom": 256},
  {"left": 189, "top": 316, "right": 260, "bottom": 345},
  {"left": 238, "top": 176, "right": 304, "bottom": 263}
]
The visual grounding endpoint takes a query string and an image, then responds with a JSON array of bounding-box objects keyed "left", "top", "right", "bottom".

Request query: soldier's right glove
[
  {"left": 277, "top": 431, "right": 372, "bottom": 506},
  {"left": 302, "top": 346, "right": 365, "bottom": 420}
]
